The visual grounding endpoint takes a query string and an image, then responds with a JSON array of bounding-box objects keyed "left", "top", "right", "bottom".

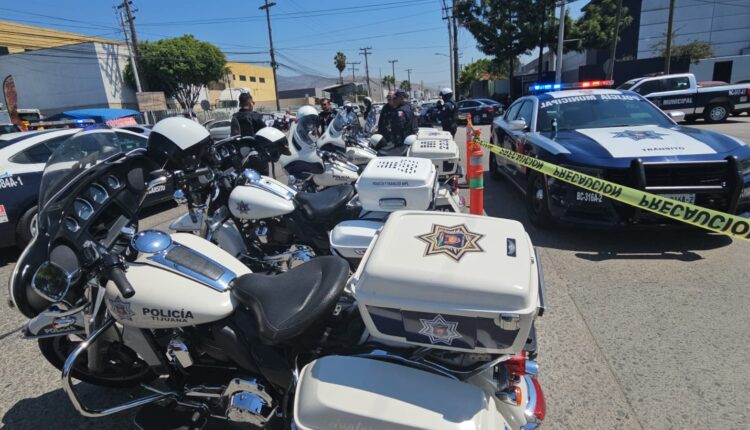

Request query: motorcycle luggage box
[
  {"left": 352, "top": 211, "right": 541, "bottom": 354},
  {"left": 356, "top": 157, "right": 436, "bottom": 212},
  {"left": 329, "top": 219, "right": 383, "bottom": 265},
  {"left": 294, "top": 355, "right": 506, "bottom": 430},
  {"left": 410, "top": 129, "right": 460, "bottom": 177}
]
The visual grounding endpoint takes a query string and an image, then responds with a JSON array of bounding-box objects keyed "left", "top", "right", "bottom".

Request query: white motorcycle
[
  {"left": 10, "top": 120, "right": 547, "bottom": 430},
  {"left": 281, "top": 105, "right": 360, "bottom": 191},
  {"left": 317, "top": 105, "right": 377, "bottom": 168}
]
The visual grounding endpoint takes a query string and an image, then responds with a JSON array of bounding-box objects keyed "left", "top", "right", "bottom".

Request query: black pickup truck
[{"left": 619, "top": 73, "right": 750, "bottom": 123}]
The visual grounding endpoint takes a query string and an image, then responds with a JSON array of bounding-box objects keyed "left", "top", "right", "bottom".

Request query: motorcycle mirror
[
  {"left": 147, "top": 176, "right": 168, "bottom": 191},
  {"left": 31, "top": 261, "right": 74, "bottom": 302}
]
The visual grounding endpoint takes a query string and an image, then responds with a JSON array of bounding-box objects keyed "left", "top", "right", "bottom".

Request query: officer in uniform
[
  {"left": 377, "top": 89, "right": 417, "bottom": 150},
  {"left": 437, "top": 87, "right": 458, "bottom": 137},
  {"left": 318, "top": 98, "right": 335, "bottom": 133},
  {"left": 230, "top": 92, "right": 270, "bottom": 174}
]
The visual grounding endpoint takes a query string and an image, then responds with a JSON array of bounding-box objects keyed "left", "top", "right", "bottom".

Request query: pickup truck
[{"left": 618, "top": 73, "right": 750, "bottom": 123}]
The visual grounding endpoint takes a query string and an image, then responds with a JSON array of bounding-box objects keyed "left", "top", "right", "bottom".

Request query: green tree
[
  {"left": 399, "top": 80, "right": 411, "bottom": 91},
  {"left": 576, "top": 0, "right": 633, "bottom": 50},
  {"left": 125, "top": 35, "right": 226, "bottom": 111},
  {"left": 458, "top": 58, "right": 508, "bottom": 94},
  {"left": 455, "top": 0, "right": 551, "bottom": 96},
  {"left": 653, "top": 38, "right": 714, "bottom": 65},
  {"left": 334, "top": 52, "right": 347, "bottom": 84},
  {"left": 382, "top": 75, "right": 395, "bottom": 91}
]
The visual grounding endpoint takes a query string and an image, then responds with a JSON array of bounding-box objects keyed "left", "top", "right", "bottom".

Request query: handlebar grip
[{"left": 108, "top": 266, "right": 135, "bottom": 298}]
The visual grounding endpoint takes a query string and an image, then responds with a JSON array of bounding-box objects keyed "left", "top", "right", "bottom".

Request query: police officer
[
  {"left": 230, "top": 92, "right": 269, "bottom": 174},
  {"left": 377, "top": 89, "right": 417, "bottom": 150},
  {"left": 318, "top": 98, "right": 335, "bottom": 133},
  {"left": 362, "top": 96, "right": 373, "bottom": 119},
  {"left": 437, "top": 87, "right": 458, "bottom": 136}
]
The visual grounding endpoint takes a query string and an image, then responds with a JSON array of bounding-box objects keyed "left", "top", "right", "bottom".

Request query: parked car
[
  {"left": 490, "top": 85, "right": 750, "bottom": 228},
  {"left": 458, "top": 99, "right": 501, "bottom": 125},
  {"left": 618, "top": 73, "right": 750, "bottom": 122},
  {"left": 0, "top": 128, "right": 172, "bottom": 249},
  {"left": 206, "top": 119, "right": 232, "bottom": 141},
  {"left": 418, "top": 102, "right": 439, "bottom": 126},
  {"left": 117, "top": 124, "right": 153, "bottom": 137},
  {"left": 1, "top": 124, "right": 21, "bottom": 135}
]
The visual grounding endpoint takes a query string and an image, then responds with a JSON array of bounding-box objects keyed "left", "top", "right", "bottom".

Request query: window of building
[
  {"left": 239, "top": 75, "right": 247, "bottom": 81},
  {"left": 0, "top": 47, "right": 9, "bottom": 56},
  {"left": 250, "top": 76, "right": 257, "bottom": 82},
  {"left": 259, "top": 77, "right": 266, "bottom": 83}
]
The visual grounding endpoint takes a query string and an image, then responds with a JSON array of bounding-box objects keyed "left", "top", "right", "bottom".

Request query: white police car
[
  {"left": 490, "top": 81, "right": 750, "bottom": 227},
  {"left": 0, "top": 128, "right": 170, "bottom": 249}
]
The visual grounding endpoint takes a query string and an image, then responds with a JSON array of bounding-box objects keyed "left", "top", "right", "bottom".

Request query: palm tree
[
  {"left": 399, "top": 80, "right": 411, "bottom": 91},
  {"left": 382, "top": 75, "right": 395, "bottom": 90},
  {"left": 334, "top": 52, "right": 347, "bottom": 84}
]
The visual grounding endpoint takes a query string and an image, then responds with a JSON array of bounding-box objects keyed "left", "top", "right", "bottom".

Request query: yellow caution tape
[{"left": 475, "top": 138, "right": 750, "bottom": 241}]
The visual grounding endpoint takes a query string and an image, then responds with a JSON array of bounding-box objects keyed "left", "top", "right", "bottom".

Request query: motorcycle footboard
[{"left": 294, "top": 355, "right": 510, "bottom": 429}]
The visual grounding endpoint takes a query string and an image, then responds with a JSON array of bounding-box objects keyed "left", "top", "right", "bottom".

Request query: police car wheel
[
  {"left": 15, "top": 206, "right": 38, "bottom": 250},
  {"left": 526, "top": 174, "right": 553, "bottom": 228},
  {"left": 704, "top": 104, "right": 729, "bottom": 123}
]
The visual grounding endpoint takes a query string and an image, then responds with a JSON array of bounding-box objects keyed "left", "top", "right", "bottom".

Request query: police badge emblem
[
  {"left": 611, "top": 130, "right": 667, "bottom": 141},
  {"left": 416, "top": 223, "right": 484, "bottom": 261},
  {"left": 418, "top": 314, "right": 462, "bottom": 345},
  {"left": 108, "top": 296, "right": 135, "bottom": 321}
]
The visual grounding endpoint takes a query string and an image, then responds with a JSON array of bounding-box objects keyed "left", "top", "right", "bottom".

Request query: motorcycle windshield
[
  {"left": 365, "top": 109, "right": 377, "bottom": 133},
  {"left": 293, "top": 114, "right": 319, "bottom": 150},
  {"left": 38, "top": 129, "right": 136, "bottom": 233},
  {"left": 328, "top": 109, "right": 360, "bottom": 139}
]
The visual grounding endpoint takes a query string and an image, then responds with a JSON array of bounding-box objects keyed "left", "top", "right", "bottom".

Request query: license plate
[
  {"left": 660, "top": 193, "right": 696, "bottom": 204},
  {"left": 576, "top": 191, "right": 603, "bottom": 203}
]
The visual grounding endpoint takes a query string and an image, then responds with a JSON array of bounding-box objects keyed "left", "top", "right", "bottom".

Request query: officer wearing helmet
[
  {"left": 437, "top": 87, "right": 457, "bottom": 136},
  {"left": 376, "top": 89, "right": 417, "bottom": 150},
  {"left": 362, "top": 96, "right": 373, "bottom": 119}
]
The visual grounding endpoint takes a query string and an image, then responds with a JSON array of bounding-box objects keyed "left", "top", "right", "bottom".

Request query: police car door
[
  {"left": 497, "top": 99, "right": 533, "bottom": 182},
  {"left": 635, "top": 76, "right": 696, "bottom": 115}
]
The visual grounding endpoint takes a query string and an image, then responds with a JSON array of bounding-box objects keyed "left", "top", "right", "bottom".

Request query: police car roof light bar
[{"left": 529, "top": 80, "right": 614, "bottom": 92}]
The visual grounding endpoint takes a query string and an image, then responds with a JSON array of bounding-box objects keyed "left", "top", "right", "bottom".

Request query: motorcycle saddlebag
[
  {"left": 352, "top": 211, "right": 541, "bottom": 355},
  {"left": 294, "top": 355, "right": 508, "bottom": 430},
  {"left": 329, "top": 220, "right": 384, "bottom": 266},
  {"left": 356, "top": 157, "right": 436, "bottom": 212},
  {"left": 410, "top": 128, "right": 460, "bottom": 177}
]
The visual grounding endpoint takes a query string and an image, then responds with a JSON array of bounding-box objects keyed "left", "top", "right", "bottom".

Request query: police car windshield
[
  {"left": 537, "top": 94, "right": 672, "bottom": 132},
  {"left": 39, "top": 130, "right": 129, "bottom": 208},
  {"left": 617, "top": 80, "right": 639, "bottom": 90}
]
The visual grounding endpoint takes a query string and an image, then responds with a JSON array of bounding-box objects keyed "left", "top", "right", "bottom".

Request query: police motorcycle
[
  {"left": 9, "top": 126, "right": 548, "bottom": 430},
  {"left": 280, "top": 105, "right": 360, "bottom": 192},
  {"left": 317, "top": 104, "right": 377, "bottom": 169}
]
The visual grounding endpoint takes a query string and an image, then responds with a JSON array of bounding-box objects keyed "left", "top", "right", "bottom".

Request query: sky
[{"left": 1, "top": 0, "right": 587, "bottom": 89}]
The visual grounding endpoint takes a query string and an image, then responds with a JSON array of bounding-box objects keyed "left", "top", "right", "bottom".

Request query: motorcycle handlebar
[{"left": 108, "top": 266, "right": 135, "bottom": 298}]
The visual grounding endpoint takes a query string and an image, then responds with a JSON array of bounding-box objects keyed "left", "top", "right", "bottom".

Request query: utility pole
[
  {"left": 259, "top": 0, "right": 280, "bottom": 111},
  {"left": 441, "top": 0, "right": 454, "bottom": 94},
  {"left": 388, "top": 59, "right": 398, "bottom": 83},
  {"left": 664, "top": 0, "right": 676, "bottom": 74},
  {"left": 118, "top": 0, "right": 146, "bottom": 91},
  {"left": 117, "top": 9, "right": 141, "bottom": 92},
  {"left": 347, "top": 61, "right": 360, "bottom": 83},
  {"left": 554, "top": 0, "right": 566, "bottom": 83},
  {"left": 537, "top": 0, "right": 547, "bottom": 82},
  {"left": 608, "top": 0, "right": 624, "bottom": 80},
  {"left": 451, "top": 4, "right": 459, "bottom": 98},
  {"left": 405, "top": 68, "right": 413, "bottom": 98},
  {"left": 359, "top": 47, "right": 372, "bottom": 97}
]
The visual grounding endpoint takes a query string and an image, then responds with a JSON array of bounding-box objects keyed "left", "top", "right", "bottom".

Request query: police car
[
  {"left": 490, "top": 81, "right": 750, "bottom": 227},
  {"left": 0, "top": 128, "right": 171, "bottom": 249}
]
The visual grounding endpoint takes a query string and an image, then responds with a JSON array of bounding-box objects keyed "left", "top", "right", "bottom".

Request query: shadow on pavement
[
  {"left": 482, "top": 172, "right": 733, "bottom": 261},
  {"left": 2, "top": 385, "right": 135, "bottom": 430}
]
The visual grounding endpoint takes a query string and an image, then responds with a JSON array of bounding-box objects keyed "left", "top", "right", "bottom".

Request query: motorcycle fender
[
  {"left": 23, "top": 304, "right": 85, "bottom": 339},
  {"left": 211, "top": 220, "right": 248, "bottom": 257}
]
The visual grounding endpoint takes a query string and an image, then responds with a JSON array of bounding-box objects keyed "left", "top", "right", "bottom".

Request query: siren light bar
[{"left": 529, "top": 80, "right": 614, "bottom": 92}]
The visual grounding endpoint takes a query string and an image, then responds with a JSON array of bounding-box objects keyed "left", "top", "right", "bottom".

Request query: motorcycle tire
[{"left": 39, "top": 335, "right": 156, "bottom": 388}]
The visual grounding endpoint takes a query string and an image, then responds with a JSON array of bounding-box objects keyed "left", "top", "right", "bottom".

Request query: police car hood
[{"left": 547, "top": 124, "right": 749, "bottom": 168}]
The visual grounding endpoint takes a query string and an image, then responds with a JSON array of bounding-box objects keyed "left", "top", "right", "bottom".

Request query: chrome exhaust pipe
[{"left": 61, "top": 317, "right": 178, "bottom": 418}]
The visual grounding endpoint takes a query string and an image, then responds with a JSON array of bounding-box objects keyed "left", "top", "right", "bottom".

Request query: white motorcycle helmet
[
  {"left": 440, "top": 87, "right": 453, "bottom": 98},
  {"left": 148, "top": 116, "right": 211, "bottom": 169},
  {"left": 255, "top": 126, "right": 291, "bottom": 160},
  {"left": 404, "top": 134, "right": 418, "bottom": 146},
  {"left": 369, "top": 134, "right": 383, "bottom": 148}
]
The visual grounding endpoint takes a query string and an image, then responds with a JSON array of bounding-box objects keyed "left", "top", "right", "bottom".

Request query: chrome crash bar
[{"left": 61, "top": 317, "right": 178, "bottom": 417}]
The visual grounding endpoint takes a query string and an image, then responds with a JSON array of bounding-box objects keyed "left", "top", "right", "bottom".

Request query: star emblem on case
[
  {"left": 108, "top": 296, "right": 135, "bottom": 321},
  {"left": 418, "top": 314, "right": 462, "bottom": 345},
  {"left": 236, "top": 200, "right": 250, "bottom": 214},
  {"left": 611, "top": 130, "right": 667, "bottom": 141},
  {"left": 416, "top": 223, "right": 484, "bottom": 261}
]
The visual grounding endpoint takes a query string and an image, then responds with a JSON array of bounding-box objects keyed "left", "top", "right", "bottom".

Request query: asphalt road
[{"left": 0, "top": 116, "right": 749, "bottom": 429}]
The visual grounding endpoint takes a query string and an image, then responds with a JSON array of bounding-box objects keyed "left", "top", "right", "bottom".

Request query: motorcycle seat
[
  {"left": 294, "top": 184, "right": 355, "bottom": 220},
  {"left": 231, "top": 256, "right": 350, "bottom": 344},
  {"left": 377, "top": 145, "right": 409, "bottom": 157}
]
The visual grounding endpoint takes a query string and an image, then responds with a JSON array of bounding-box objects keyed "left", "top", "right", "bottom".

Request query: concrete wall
[
  {"left": 689, "top": 54, "right": 750, "bottom": 83},
  {"left": 638, "top": 0, "right": 750, "bottom": 59},
  {"left": 0, "top": 42, "right": 136, "bottom": 115}
]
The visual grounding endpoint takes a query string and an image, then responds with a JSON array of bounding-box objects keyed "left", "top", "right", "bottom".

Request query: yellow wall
[
  {"left": 226, "top": 62, "right": 276, "bottom": 102},
  {"left": 0, "top": 20, "right": 120, "bottom": 54}
]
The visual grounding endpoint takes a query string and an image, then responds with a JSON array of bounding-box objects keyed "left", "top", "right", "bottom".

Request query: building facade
[
  {"left": 0, "top": 20, "right": 118, "bottom": 55},
  {"left": 225, "top": 62, "right": 276, "bottom": 102}
]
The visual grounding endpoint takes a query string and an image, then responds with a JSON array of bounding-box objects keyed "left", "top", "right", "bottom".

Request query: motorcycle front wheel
[{"left": 39, "top": 335, "right": 156, "bottom": 388}]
